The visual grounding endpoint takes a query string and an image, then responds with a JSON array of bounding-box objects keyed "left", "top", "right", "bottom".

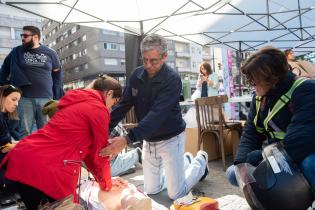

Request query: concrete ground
[{"left": 122, "top": 156, "right": 250, "bottom": 210}]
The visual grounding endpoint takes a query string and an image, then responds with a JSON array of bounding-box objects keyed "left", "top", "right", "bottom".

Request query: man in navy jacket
[{"left": 100, "top": 34, "right": 208, "bottom": 200}]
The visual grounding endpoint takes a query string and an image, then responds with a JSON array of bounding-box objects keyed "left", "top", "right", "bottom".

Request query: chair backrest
[
  {"left": 195, "top": 95, "right": 228, "bottom": 132},
  {"left": 123, "top": 106, "right": 138, "bottom": 124}
]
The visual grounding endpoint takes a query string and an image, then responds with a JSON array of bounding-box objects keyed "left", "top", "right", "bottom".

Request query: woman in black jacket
[{"left": 0, "top": 85, "right": 21, "bottom": 186}]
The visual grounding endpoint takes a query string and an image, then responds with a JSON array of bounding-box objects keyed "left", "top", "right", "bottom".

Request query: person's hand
[
  {"left": 99, "top": 136, "right": 127, "bottom": 157},
  {"left": 201, "top": 74, "right": 208, "bottom": 82},
  {"left": 0, "top": 143, "right": 16, "bottom": 153},
  {"left": 111, "top": 177, "right": 128, "bottom": 191}
]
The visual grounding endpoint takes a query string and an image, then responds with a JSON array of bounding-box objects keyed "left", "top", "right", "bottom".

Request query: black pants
[{"left": 15, "top": 182, "right": 55, "bottom": 210}]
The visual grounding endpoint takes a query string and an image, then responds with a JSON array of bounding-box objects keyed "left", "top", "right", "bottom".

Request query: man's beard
[{"left": 22, "top": 39, "right": 34, "bottom": 51}]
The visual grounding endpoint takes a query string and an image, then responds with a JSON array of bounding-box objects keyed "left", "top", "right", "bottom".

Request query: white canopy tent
[{"left": 1, "top": 0, "right": 315, "bottom": 55}]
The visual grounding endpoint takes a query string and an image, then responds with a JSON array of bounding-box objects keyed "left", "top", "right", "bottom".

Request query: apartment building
[
  {"left": 0, "top": 14, "right": 42, "bottom": 66},
  {"left": 42, "top": 20, "right": 126, "bottom": 89}
]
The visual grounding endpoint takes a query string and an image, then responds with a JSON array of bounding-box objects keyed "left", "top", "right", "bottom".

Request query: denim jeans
[
  {"left": 18, "top": 97, "right": 50, "bottom": 135},
  {"left": 142, "top": 132, "right": 207, "bottom": 200},
  {"left": 110, "top": 149, "right": 139, "bottom": 177},
  {"left": 226, "top": 153, "right": 315, "bottom": 190}
]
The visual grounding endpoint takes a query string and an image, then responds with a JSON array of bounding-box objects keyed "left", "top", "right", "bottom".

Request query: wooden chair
[
  {"left": 122, "top": 106, "right": 138, "bottom": 130},
  {"left": 195, "top": 95, "right": 242, "bottom": 170}
]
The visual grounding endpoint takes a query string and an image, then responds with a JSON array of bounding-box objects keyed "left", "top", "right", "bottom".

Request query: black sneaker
[
  {"left": 197, "top": 150, "right": 209, "bottom": 182},
  {"left": 136, "top": 147, "right": 142, "bottom": 164}
]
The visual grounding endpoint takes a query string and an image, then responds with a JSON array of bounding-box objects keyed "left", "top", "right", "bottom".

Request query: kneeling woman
[{"left": 1, "top": 75, "right": 122, "bottom": 209}]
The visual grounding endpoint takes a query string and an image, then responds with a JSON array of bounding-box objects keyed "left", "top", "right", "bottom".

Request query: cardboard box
[
  {"left": 185, "top": 127, "right": 199, "bottom": 156},
  {"left": 185, "top": 127, "right": 240, "bottom": 161}
]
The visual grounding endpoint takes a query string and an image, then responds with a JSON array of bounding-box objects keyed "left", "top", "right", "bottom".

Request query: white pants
[{"left": 142, "top": 132, "right": 207, "bottom": 200}]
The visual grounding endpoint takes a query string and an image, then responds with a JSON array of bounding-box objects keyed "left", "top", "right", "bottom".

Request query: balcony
[
  {"left": 176, "top": 51, "right": 190, "bottom": 58},
  {"left": 176, "top": 67, "right": 192, "bottom": 73}
]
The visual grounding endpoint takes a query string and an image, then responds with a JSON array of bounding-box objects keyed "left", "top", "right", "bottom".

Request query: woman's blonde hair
[{"left": 0, "top": 85, "right": 22, "bottom": 120}]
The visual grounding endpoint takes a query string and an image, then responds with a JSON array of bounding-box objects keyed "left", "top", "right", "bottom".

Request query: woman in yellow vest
[{"left": 226, "top": 47, "right": 315, "bottom": 192}]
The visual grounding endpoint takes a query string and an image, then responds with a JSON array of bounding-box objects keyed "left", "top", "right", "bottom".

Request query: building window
[
  {"left": 71, "top": 26, "right": 77, "bottom": 34},
  {"left": 73, "top": 40, "right": 78, "bottom": 46},
  {"left": 176, "top": 58, "right": 189, "bottom": 68},
  {"left": 104, "top": 58, "right": 118, "bottom": 65},
  {"left": 14, "top": 28, "right": 23, "bottom": 40},
  {"left": 102, "top": 29, "right": 117, "bottom": 36},
  {"left": 168, "top": 50, "right": 174, "bottom": 56},
  {"left": 167, "top": 62, "right": 175, "bottom": 69},
  {"left": 104, "top": 43, "right": 118, "bottom": 50},
  {"left": 82, "top": 49, "right": 87, "bottom": 55},
  {"left": 0, "top": 26, "right": 11, "bottom": 39},
  {"left": 74, "top": 66, "right": 79, "bottom": 73},
  {"left": 82, "top": 35, "right": 86, "bottom": 41},
  {"left": 120, "top": 45, "right": 125, "bottom": 51},
  {"left": 121, "top": 59, "right": 125, "bottom": 66},
  {"left": 83, "top": 63, "right": 88, "bottom": 69}
]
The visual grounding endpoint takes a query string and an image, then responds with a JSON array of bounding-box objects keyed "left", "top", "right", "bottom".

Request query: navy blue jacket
[
  {"left": 0, "top": 112, "right": 11, "bottom": 147},
  {"left": 0, "top": 46, "right": 63, "bottom": 100},
  {"left": 110, "top": 64, "right": 186, "bottom": 142},
  {"left": 235, "top": 72, "right": 315, "bottom": 164}
]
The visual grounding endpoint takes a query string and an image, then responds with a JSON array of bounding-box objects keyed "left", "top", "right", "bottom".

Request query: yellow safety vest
[{"left": 253, "top": 77, "right": 307, "bottom": 140}]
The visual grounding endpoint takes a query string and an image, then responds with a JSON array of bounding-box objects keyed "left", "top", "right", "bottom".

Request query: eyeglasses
[
  {"left": 20, "top": 33, "right": 33, "bottom": 38},
  {"left": 113, "top": 97, "right": 121, "bottom": 105},
  {"left": 141, "top": 55, "right": 164, "bottom": 66},
  {"left": 246, "top": 78, "right": 256, "bottom": 86}
]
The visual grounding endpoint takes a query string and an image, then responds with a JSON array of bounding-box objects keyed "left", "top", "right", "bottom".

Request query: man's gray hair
[{"left": 140, "top": 34, "right": 167, "bottom": 55}]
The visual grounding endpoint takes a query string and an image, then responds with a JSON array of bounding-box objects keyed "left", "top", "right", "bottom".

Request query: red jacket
[{"left": 1, "top": 89, "right": 112, "bottom": 199}]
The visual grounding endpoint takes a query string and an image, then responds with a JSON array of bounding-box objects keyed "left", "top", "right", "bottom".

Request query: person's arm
[
  {"left": 0, "top": 50, "right": 13, "bottom": 85},
  {"left": 83, "top": 108, "right": 112, "bottom": 191},
  {"left": 50, "top": 49, "right": 63, "bottom": 99},
  {"left": 196, "top": 74, "right": 203, "bottom": 89},
  {"left": 52, "top": 65, "right": 64, "bottom": 100},
  {"left": 127, "top": 74, "right": 182, "bottom": 142},
  {"left": 0, "top": 126, "right": 11, "bottom": 147},
  {"left": 234, "top": 96, "right": 265, "bottom": 164},
  {"left": 283, "top": 82, "right": 315, "bottom": 164}
]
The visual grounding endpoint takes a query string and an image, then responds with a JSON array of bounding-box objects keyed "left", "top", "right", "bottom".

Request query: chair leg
[{"left": 219, "top": 136, "right": 226, "bottom": 171}]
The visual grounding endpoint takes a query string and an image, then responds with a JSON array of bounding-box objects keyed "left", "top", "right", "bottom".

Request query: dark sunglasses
[{"left": 20, "top": 33, "right": 33, "bottom": 38}]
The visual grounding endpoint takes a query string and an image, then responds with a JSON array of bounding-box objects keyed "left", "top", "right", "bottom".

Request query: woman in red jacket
[{"left": 1, "top": 75, "right": 123, "bottom": 209}]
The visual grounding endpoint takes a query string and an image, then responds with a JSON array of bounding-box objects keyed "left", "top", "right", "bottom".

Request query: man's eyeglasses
[
  {"left": 20, "top": 34, "right": 33, "bottom": 38},
  {"left": 142, "top": 56, "right": 163, "bottom": 66},
  {"left": 113, "top": 97, "right": 121, "bottom": 105}
]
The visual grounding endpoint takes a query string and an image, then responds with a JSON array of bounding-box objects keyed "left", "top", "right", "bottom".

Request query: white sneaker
[{"left": 196, "top": 150, "right": 209, "bottom": 181}]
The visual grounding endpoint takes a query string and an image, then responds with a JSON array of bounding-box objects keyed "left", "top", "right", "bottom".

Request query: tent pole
[
  {"left": 124, "top": 21, "right": 144, "bottom": 81},
  {"left": 266, "top": 0, "right": 270, "bottom": 29},
  {"left": 297, "top": 0, "right": 303, "bottom": 40}
]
